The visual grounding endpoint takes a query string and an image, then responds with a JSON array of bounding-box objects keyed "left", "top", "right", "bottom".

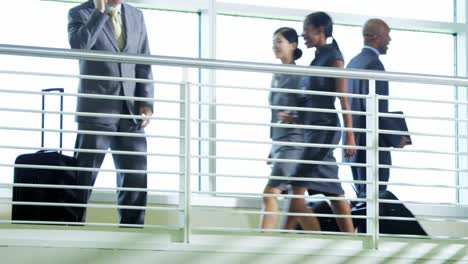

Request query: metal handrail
[{"left": 1, "top": 44, "right": 467, "bottom": 86}]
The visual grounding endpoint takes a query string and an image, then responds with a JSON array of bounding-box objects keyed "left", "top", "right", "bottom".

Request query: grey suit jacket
[
  {"left": 68, "top": 0, "right": 154, "bottom": 125},
  {"left": 269, "top": 73, "right": 304, "bottom": 140},
  {"left": 343, "top": 48, "right": 390, "bottom": 164}
]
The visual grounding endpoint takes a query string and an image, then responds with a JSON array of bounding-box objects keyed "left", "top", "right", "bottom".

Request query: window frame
[{"left": 20, "top": 0, "right": 468, "bottom": 207}]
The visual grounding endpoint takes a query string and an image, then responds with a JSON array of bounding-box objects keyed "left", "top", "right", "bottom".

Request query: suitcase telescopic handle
[{"left": 41, "top": 88, "right": 64, "bottom": 153}]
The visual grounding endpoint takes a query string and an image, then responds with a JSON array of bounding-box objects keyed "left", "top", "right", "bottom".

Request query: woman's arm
[{"left": 333, "top": 60, "right": 356, "bottom": 158}]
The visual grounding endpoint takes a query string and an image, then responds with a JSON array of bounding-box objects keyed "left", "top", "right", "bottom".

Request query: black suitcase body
[
  {"left": 351, "top": 190, "right": 427, "bottom": 235},
  {"left": 12, "top": 88, "right": 87, "bottom": 223},
  {"left": 307, "top": 190, "right": 427, "bottom": 235}
]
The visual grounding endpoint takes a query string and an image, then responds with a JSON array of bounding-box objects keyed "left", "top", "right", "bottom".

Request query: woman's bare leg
[
  {"left": 330, "top": 194, "right": 354, "bottom": 233},
  {"left": 284, "top": 216, "right": 300, "bottom": 230},
  {"left": 261, "top": 185, "right": 283, "bottom": 229},
  {"left": 289, "top": 186, "right": 320, "bottom": 231}
]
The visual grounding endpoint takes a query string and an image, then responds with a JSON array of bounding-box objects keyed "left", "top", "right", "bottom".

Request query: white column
[
  {"left": 198, "top": 0, "right": 217, "bottom": 192},
  {"left": 455, "top": 0, "right": 468, "bottom": 205}
]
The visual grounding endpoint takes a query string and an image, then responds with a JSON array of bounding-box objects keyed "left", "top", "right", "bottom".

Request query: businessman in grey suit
[
  {"left": 343, "top": 19, "right": 408, "bottom": 198},
  {"left": 68, "top": 0, "right": 154, "bottom": 225}
]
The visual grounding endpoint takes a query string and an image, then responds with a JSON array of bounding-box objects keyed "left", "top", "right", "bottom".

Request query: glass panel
[{"left": 218, "top": 0, "right": 454, "bottom": 22}]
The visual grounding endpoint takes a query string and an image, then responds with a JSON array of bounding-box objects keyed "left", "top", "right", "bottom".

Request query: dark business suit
[
  {"left": 68, "top": 0, "right": 154, "bottom": 225},
  {"left": 343, "top": 47, "right": 390, "bottom": 198},
  {"left": 295, "top": 44, "right": 345, "bottom": 195}
]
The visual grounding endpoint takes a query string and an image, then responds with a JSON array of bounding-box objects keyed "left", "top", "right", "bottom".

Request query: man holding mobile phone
[{"left": 68, "top": 0, "right": 154, "bottom": 226}]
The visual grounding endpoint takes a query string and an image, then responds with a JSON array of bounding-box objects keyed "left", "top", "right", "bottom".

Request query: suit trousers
[
  {"left": 74, "top": 118, "right": 147, "bottom": 225},
  {"left": 351, "top": 165, "right": 390, "bottom": 198}
]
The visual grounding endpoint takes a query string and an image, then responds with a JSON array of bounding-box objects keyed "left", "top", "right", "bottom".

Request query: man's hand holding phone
[{"left": 93, "top": 0, "right": 107, "bottom": 13}]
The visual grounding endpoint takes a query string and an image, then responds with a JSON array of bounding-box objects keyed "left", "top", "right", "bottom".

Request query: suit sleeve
[
  {"left": 368, "top": 60, "right": 395, "bottom": 147},
  {"left": 68, "top": 8, "right": 108, "bottom": 50},
  {"left": 368, "top": 60, "right": 389, "bottom": 113},
  {"left": 135, "top": 12, "right": 155, "bottom": 111}
]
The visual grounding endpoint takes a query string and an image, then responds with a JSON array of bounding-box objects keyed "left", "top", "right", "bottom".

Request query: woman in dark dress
[
  {"left": 286, "top": 12, "right": 356, "bottom": 232},
  {"left": 261, "top": 27, "right": 305, "bottom": 230}
]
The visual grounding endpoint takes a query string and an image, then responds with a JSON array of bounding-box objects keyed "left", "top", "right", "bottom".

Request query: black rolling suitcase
[
  {"left": 351, "top": 190, "right": 427, "bottom": 235},
  {"left": 12, "top": 88, "right": 87, "bottom": 224}
]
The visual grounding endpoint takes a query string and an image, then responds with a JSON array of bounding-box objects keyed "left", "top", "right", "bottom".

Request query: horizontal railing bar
[
  {"left": 0, "top": 69, "right": 182, "bottom": 86},
  {"left": 378, "top": 147, "right": 466, "bottom": 156},
  {"left": 192, "top": 118, "right": 370, "bottom": 133},
  {"left": 192, "top": 227, "right": 369, "bottom": 237},
  {"left": 198, "top": 119, "right": 465, "bottom": 140},
  {"left": 0, "top": 220, "right": 180, "bottom": 229},
  {"left": 0, "top": 126, "right": 183, "bottom": 140},
  {"left": 3, "top": 201, "right": 181, "bottom": 211},
  {"left": 379, "top": 216, "right": 468, "bottom": 223},
  {"left": 378, "top": 111, "right": 463, "bottom": 122},
  {"left": 193, "top": 154, "right": 368, "bottom": 167},
  {"left": 196, "top": 208, "right": 369, "bottom": 219},
  {"left": 0, "top": 107, "right": 182, "bottom": 122},
  {"left": 196, "top": 208, "right": 468, "bottom": 223},
  {"left": 380, "top": 95, "right": 468, "bottom": 106},
  {"left": 194, "top": 82, "right": 372, "bottom": 99},
  {"left": 194, "top": 101, "right": 369, "bottom": 116},
  {"left": 194, "top": 136, "right": 369, "bottom": 150},
  {"left": 378, "top": 128, "right": 465, "bottom": 139},
  {"left": 379, "top": 164, "right": 463, "bottom": 173},
  {"left": 191, "top": 172, "right": 371, "bottom": 184},
  {"left": 0, "top": 163, "right": 182, "bottom": 176},
  {"left": 378, "top": 199, "right": 468, "bottom": 208},
  {"left": 381, "top": 181, "right": 468, "bottom": 190},
  {"left": 0, "top": 145, "right": 183, "bottom": 158},
  {"left": 193, "top": 191, "right": 367, "bottom": 202},
  {"left": 1, "top": 44, "right": 467, "bottom": 86},
  {"left": 0, "top": 88, "right": 182, "bottom": 104},
  {"left": 1, "top": 183, "right": 181, "bottom": 193},
  {"left": 196, "top": 192, "right": 468, "bottom": 208},
  {"left": 380, "top": 233, "right": 468, "bottom": 241}
]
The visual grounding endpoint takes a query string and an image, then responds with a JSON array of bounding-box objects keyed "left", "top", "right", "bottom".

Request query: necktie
[{"left": 108, "top": 8, "right": 125, "bottom": 50}]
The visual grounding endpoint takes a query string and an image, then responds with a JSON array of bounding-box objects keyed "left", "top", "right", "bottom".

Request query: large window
[
  {"left": 0, "top": 0, "right": 459, "bottom": 205},
  {"left": 0, "top": 1, "right": 200, "bottom": 194},
  {"left": 216, "top": 14, "right": 456, "bottom": 203}
]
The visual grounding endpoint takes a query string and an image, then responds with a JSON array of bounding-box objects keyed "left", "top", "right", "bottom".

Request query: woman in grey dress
[
  {"left": 287, "top": 12, "right": 356, "bottom": 232},
  {"left": 261, "top": 27, "right": 305, "bottom": 229}
]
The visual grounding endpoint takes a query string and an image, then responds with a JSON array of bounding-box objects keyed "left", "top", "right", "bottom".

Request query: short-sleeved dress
[
  {"left": 267, "top": 73, "right": 305, "bottom": 190},
  {"left": 293, "top": 43, "right": 345, "bottom": 195}
]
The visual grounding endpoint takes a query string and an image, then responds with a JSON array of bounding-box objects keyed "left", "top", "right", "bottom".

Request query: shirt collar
[
  {"left": 363, "top": 45, "right": 380, "bottom": 56},
  {"left": 107, "top": 4, "right": 122, "bottom": 14}
]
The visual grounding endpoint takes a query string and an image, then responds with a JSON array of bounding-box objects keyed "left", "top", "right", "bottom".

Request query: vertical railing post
[
  {"left": 365, "top": 79, "right": 379, "bottom": 249},
  {"left": 455, "top": 0, "right": 468, "bottom": 206},
  {"left": 200, "top": 0, "right": 218, "bottom": 193},
  {"left": 179, "top": 68, "right": 191, "bottom": 243}
]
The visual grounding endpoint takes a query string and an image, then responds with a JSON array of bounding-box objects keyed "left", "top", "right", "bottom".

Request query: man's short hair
[{"left": 363, "top": 19, "right": 389, "bottom": 44}]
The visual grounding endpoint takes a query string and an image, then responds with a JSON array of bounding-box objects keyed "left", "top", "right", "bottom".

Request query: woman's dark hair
[
  {"left": 274, "top": 27, "right": 303, "bottom": 60},
  {"left": 304, "top": 11, "right": 340, "bottom": 51}
]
